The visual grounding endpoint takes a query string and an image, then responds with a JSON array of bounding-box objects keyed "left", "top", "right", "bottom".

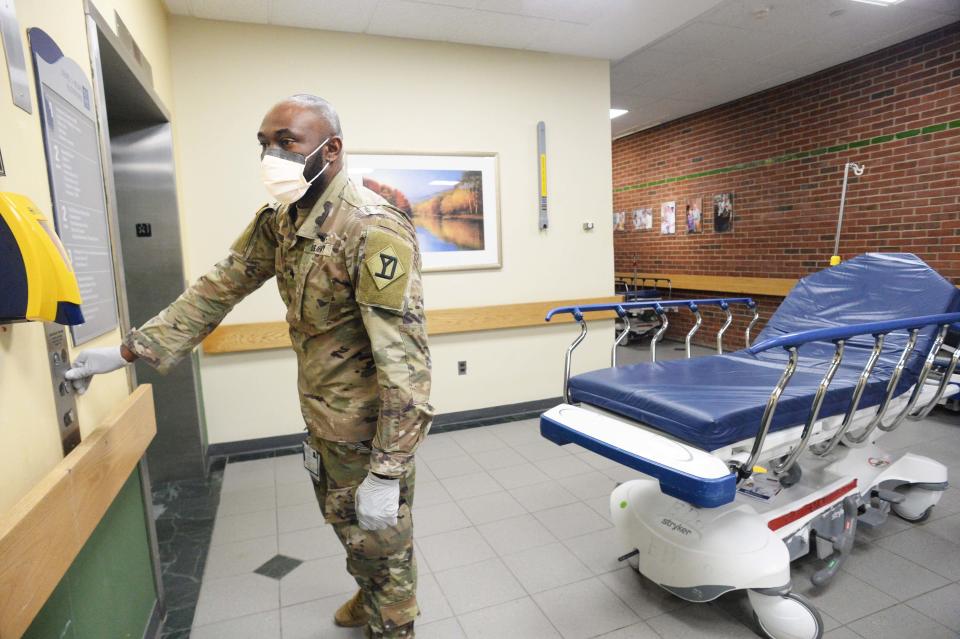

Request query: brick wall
[{"left": 612, "top": 23, "right": 960, "bottom": 346}]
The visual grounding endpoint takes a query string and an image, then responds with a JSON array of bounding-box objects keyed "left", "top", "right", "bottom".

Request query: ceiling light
[
  {"left": 849, "top": 0, "right": 905, "bottom": 5},
  {"left": 610, "top": 108, "right": 628, "bottom": 119}
]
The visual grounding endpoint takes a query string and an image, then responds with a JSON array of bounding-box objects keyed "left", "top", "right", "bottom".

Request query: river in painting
[
  {"left": 415, "top": 215, "right": 484, "bottom": 252},
  {"left": 358, "top": 168, "right": 485, "bottom": 252}
]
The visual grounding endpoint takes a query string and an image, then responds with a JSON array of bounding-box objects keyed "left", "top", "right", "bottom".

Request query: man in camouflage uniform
[{"left": 65, "top": 95, "right": 432, "bottom": 638}]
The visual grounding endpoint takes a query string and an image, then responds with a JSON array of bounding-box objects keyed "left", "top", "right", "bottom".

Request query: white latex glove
[
  {"left": 64, "top": 346, "right": 130, "bottom": 395},
  {"left": 355, "top": 473, "right": 400, "bottom": 531}
]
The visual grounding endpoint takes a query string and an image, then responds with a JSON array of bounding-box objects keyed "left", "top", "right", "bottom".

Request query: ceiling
[
  {"left": 610, "top": 0, "right": 960, "bottom": 137},
  {"left": 161, "top": 0, "right": 729, "bottom": 60},
  {"left": 163, "top": 0, "right": 960, "bottom": 137}
]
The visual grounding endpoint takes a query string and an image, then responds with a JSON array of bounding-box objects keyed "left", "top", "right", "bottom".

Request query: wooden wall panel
[
  {"left": 202, "top": 297, "right": 622, "bottom": 355},
  {"left": 615, "top": 272, "right": 797, "bottom": 297},
  {"left": 0, "top": 386, "right": 157, "bottom": 639}
]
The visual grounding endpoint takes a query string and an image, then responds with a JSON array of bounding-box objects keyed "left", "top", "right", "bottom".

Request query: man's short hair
[{"left": 287, "top": 94, "right": 342, "bottom": 137}]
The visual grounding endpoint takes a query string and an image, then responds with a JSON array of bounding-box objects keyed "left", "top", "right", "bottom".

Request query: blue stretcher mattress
[{"left": 569, "top": 254, "right": 960, "bottom": 451}]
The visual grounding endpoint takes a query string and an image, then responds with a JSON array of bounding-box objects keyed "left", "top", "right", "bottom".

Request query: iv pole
[{"left": 830, "top": 161, "right": 865, "bottom": 266}]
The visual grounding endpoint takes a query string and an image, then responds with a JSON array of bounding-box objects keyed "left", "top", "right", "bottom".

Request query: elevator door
[{"left": 108, "top": 120, "right": 208, "bottom": 481}]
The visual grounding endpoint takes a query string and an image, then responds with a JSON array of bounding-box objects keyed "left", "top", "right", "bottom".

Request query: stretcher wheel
[
  {"left": 778, "top": 460, "right": 802, "bottom": 488},
  {"left": 751, "top": 592, "right": 823, "bottom": 639},
  {"left": 891, "top": 483, "right": 943, "bottom": 522},
  {"left": 892, "top": 503, "right": 933, "bottom": 523}
]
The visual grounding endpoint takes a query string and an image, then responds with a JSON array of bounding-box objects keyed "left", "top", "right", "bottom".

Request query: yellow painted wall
[
  {"left": 167, "top": 17, "right": 614, "bottom": 445},
  {"left": 0, "top": 0, "right": 174, "bottom": 513}
]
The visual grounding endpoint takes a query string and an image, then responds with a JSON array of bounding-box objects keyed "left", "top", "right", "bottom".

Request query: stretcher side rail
[
  {"left": 916, "top": 339, "right": 960, "bottom": 419},
  {"left": 546, "top": 298, "right": 758, "bottom": 402},
  {"left": 622, "top": 277, "right": 673, "bottom": 300},
  {"left": 638, "top": 276, "right": 672, "bottom": 288},
  {"left": 615, "top": 277, "right": 672, "bottom": 297},
  {"left": 614, "top": 276, "right": 636, "bottom": 294},
  {"left": 740, "top": 313, "right": 960, "bottom": 482},
  {"left": 623, "top": 290, "right": 662, "bottom": 301}
]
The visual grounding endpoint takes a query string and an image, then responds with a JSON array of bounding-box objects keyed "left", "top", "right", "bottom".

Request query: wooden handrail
[
  {"left": 202, "top": 297, "right": 621, "bottom": 354},
  {"left": 616, "top": 272, "right": 960, "bottom": 297},
  {"left": 206, "top": 272, "right": 960, "bottom": 354},
  {"left": 0, "top": 386, "right": 157, "bottom": 639},
  {"left": 615, "top": 272, "right": 797, "bottom": 297}
]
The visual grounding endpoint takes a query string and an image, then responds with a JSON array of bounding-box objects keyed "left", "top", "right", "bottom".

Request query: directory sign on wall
[{"left": 29, "top": 28, "right": 118, "bottom": 344}]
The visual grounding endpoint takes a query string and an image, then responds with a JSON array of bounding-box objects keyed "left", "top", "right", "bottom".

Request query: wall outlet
[{"left": 458, "top": 360, "right": 467, "bottom": 375}]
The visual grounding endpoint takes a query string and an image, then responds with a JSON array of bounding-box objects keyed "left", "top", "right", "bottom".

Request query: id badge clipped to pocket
[{"left": 302, "top": 440, "right": 321, "bottom": 482}]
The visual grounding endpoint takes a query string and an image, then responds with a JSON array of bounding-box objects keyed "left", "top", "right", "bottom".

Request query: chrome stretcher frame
[
  {"left": 540, "top": 299, "right": 960, "bottom": 639},
  {"left": 612, "top": 277, "right": 674, "bottom": 342},
  {"left": 549, "top": 297, "right": 759, "bottom": 370},
  {"left": 620, "top": 276, "right": 672, "bottom": 300}
]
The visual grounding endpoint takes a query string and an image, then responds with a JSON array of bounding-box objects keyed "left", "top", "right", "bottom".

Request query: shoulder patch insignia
[
  {"left": 365, "top": 244, "right": 406, "bottom": 290},
  {"left": 356, "top": 227, "right": 413, "bottom": 311}
]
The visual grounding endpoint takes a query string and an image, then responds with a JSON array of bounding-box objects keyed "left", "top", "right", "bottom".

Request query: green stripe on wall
[{"left": 614, "top": 117, "right": 958, "bottom": 194}]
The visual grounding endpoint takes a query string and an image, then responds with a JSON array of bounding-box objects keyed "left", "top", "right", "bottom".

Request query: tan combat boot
[{"left": 334, "top": 590, "right": 369, "bottom": 627}]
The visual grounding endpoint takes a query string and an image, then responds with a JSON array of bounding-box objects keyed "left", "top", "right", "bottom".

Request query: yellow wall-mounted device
[{"left": 0, "top": 192, "right": 84, "bottom": 325}]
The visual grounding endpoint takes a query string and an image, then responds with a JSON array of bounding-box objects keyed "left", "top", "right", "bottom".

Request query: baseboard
[
  {"left": 207, "top": 432, "right": 304, "bottom": 463},
  {"left": 206, "top": 397, "right": 561, "bottom": 462},
  {"left": 144, "top": 599, "right": 164, "bottom": 639},
  {"left": 429, "top": 396, "right": 561, "bottom": 433}
]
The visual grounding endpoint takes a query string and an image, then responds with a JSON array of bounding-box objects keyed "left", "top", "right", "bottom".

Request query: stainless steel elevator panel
[
  {"left": 44, "top": 323, "right": 81, "bottom": 455},
  {"left": 109, "top": 121, "right": 207, "bottom": 480}
]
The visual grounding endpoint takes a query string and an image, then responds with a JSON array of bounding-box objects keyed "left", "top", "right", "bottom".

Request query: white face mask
[{"left": 259, "top": 137, "right": 331, "bottom": 205}]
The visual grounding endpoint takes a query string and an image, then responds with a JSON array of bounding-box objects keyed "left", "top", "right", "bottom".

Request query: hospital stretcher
[
  {"left": 613, "top": 276, "right": 672, "bottom": 342},
  {"left": 541, "top": 254, "right": 960, "bottom": 639}
]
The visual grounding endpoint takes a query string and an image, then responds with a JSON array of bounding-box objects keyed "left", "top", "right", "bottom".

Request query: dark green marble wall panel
[{"left": 23, "top": 467, "right": 157, "bottom": 639}]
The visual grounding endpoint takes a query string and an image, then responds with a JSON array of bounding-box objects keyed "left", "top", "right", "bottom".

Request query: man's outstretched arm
[{"left": 67, "top": 205, "right": 279, "bottom": 390}]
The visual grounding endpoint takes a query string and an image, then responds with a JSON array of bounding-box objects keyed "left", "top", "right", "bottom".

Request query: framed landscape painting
[{"left": 348, "top": 153, "right": 501, "bottom": 271}]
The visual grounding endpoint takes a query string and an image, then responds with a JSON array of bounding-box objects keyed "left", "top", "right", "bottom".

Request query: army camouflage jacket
[{"left": 124, "top": 170, "right": 433, "bottom": 476}]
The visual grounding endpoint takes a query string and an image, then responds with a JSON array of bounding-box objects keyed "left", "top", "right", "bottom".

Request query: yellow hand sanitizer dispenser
[{"left": 0, "top": 192, "right": 84, "bottom": 325}]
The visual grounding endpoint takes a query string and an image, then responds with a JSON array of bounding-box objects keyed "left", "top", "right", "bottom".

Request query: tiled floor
[{"left": 188, "top": 405, "right": 960, "bottom": 639}]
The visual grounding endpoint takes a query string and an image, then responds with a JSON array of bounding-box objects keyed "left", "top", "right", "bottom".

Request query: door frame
[{"left": 83, "top": 1, "right": 170, "bottom": 627}]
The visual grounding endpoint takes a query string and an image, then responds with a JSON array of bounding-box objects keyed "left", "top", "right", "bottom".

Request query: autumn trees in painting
[
  {"left": 363, "top": 171, "right": 485, "bottom": 251},
  {"left": 362, "top": 178, "right": 414, "bottom": 215}
]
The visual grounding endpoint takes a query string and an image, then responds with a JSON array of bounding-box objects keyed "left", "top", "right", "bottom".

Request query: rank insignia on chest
[
  {"left": 313, "top": 238, "right": 334, "bottom": 256},
  {"left": 364, "top": 244, "right": 406, "bottom": 290}
]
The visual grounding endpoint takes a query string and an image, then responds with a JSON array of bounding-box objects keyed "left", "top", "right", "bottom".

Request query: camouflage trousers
[{"left": 309, "top": 436, "right": 418, "bottom": 638}]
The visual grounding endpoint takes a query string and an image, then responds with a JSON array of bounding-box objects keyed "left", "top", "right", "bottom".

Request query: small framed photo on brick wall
[
  {"left": 661, "top": 201, "right": 676, "bottom": 234},
  {"left": 613, "top": 210, "right": 626, "bottom": 231},
  {"left": 632, "top": 208, "right": 653, "bottom": 231},
  {"left": 685, "top": 197, "right": 702, "bottom": 233},
  {"left": 713, "top": 193, "right": 734, "bottom": 233}
]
